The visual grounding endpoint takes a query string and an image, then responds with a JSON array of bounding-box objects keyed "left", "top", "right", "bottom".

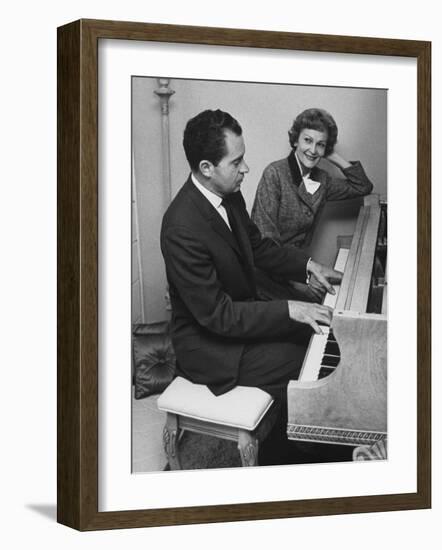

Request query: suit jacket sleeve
[
  {"left": 250, "top": 164, "right": 283, "bottom": 245},
  {"left": 162, "top": 224, "right": 298, "bottom": 339},
  {"left": 237, "top": 192, "right": 310, "bottom": 282}
]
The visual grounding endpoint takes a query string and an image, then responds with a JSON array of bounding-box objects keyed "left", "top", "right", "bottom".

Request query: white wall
[
  {"left": 2, "top": 1, "right": 440, "bottom": 549},
  {"left": 132, "top": 78, "right": 168, "bottom": 322},
  {"left": 134, "top": 76, "right": 386, "bottom": 321}
]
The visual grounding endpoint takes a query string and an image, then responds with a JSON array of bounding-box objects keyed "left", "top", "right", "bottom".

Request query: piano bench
[{"left": 157, "top": 376, "right": 278, "bottom": 468}]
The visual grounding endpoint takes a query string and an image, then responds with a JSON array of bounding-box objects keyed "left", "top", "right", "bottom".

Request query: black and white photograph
[
  {"left": 131, "top": 76, "right": 388, "bottom": 473},
  {"left": 3, "top": 0, "right": 437, "bottom": 545}
]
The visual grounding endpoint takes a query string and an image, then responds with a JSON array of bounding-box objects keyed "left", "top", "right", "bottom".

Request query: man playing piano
[{"left": 160, "top": 109, "right": 342, "bottom": 464}]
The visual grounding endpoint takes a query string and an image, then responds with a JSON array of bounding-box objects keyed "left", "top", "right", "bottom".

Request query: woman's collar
[{"left": 287, "top": 150, "right": 304, "bottom": 187}]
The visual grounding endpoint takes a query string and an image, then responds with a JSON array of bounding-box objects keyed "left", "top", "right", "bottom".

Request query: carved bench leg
[
  {"left": 163, "top": 413, "right": 182, "bottom": 470},
  {"left": 238, "top": 430, "right": 259, "bottom": 467}
]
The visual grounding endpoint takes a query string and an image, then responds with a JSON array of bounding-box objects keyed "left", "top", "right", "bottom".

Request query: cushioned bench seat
[{"left": 157, "top": 376, "right": 279, "bottom": 468}]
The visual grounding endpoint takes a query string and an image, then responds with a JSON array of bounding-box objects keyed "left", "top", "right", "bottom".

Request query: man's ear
[{"left": 199, "top": 160, "right": 214, "bottom": 178}]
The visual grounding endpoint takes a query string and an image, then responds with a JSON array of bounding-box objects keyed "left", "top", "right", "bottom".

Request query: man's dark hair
[
  {"left": 288, "top": 108, "right": 338, "bottom": 156},
  {"left": 183, "top": 109, "right": 242, "bottom": 171}
]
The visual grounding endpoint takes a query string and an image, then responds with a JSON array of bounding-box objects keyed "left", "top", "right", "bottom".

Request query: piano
[{"left": 287, "top": 195, "right": 387, "bottom": 447}]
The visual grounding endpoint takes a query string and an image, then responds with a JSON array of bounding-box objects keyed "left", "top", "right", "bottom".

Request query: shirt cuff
[{"left": 306, "top": 257, "right": 312, "bottom": 284}]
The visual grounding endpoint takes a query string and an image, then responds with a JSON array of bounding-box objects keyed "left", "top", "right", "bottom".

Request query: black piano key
[
  {"left": 317, "top": 328, "right": 341, "bottom": 377},
  {"left": 318, "top": 366, "right": 335, "bottom": 379},
  {"left": 324, "top": 341, "right": 340, "bottom": 356},
  {"left": 321, "top": 354, "right": 340, "bottom": 367}
]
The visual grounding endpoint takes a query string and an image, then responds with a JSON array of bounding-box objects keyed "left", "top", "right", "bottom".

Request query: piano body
[{"left": 287, "top": 195, "right": 388, "bottom": 447}]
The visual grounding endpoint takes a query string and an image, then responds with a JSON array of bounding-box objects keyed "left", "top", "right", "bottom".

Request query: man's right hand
[{"left": 288, "top": 301, "right": 333, "bottom": 334}]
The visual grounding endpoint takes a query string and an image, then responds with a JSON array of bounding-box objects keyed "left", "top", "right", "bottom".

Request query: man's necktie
[
  {"left": 221, "top": 196, "right": 244, "bottom": 252},
  {"left": 221, "top": 196, "right": 257, "bottom": 298}
]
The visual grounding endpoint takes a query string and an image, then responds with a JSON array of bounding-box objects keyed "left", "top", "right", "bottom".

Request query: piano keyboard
[{"left": 300, "top": 248, "right": 349, "bottom": 382}]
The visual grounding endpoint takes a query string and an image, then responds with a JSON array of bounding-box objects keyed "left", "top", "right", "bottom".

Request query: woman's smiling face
[{"left": 294, "top": 128, "right": 328, "bottom": 171}]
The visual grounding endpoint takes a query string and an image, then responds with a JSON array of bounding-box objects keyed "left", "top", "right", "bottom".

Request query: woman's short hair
[
  {"left": 183, "top": 109, "right": 242, "bottom": 171},
  {"left": 288, "top": 108, "right": 338, "bottom": 156}
]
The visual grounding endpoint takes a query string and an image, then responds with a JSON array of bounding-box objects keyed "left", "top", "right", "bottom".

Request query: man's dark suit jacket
[{"left": 160, "top": 176, "right": 310, "bottom": 395}]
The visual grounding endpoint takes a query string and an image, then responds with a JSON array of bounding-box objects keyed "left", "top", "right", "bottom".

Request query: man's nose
[{"left": 241, "top": 160, "right": 249, "bottom": 173}]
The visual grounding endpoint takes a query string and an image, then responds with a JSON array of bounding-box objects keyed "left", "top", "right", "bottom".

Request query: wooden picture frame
[{"left": 57, "top": 18, "right": 431, "bottom": 531}]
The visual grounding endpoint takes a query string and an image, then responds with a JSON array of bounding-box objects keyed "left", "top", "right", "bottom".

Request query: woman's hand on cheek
[{"left": 325, "top": 150, "right": 351, "bottom": 170}]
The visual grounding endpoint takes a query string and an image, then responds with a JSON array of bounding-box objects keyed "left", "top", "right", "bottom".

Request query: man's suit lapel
[
  {"left": 183, "top": 176, "right": 257, "bottom": 298},
  {"left": 227, "top": 194, "right": 255, "bottom": 272},
  {"left": 226, "top": 194, "right": 258, "bottom": 297},
  {"left": 184, "top": 177, "right": 242, "bottom": 257},
  {"left": 210, "top": 208, "right": 243, "bottom": 257}
]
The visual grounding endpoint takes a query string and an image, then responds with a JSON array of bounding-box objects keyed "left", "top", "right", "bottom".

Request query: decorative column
[
  {"left": 154, "top": 78, "right": 175, "bottom": 313},
  {"left": 154, "top": 78, "right": 175, "bottom": 204}
]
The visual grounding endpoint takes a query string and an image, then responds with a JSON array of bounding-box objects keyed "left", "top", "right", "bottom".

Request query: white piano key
[
  {"left": 299, "top": 248, "right": 349, "bottom": 382},
  {"left": 323, "top": 248, "right": 348, "bottom": 308},
  {"left": 301, "top": 327, "right": 330, "bottom": 381}
]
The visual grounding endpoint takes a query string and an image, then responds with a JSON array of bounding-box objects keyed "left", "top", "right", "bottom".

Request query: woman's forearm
[{"left": 326, "top": 151, "right": 352, "bottom": 170}]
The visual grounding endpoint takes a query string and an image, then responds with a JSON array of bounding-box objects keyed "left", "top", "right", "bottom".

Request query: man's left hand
[
  {"left": 307, "top": 259, "right": 343, "bottom": 295},
  {"left": 307, "top": 273, "right": 327, "bottom": 302}
]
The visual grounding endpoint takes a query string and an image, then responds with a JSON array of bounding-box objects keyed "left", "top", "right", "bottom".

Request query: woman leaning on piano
[{"left": 251, "top": 107, "right": 374, "bottom": 303}]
